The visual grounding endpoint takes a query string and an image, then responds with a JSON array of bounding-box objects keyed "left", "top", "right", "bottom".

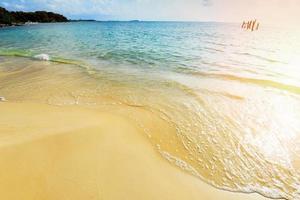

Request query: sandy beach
[
  {"left": 2, "top": 0, "right": 300, "bottom": 196},
  {"left": 1, "top": 0, "right": 300, "bottom": 198},
  {"left": 0, "top": 101, "right": 268, "bottom": 200}
]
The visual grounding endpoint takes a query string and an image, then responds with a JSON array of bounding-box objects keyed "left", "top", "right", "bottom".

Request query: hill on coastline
[{"left": 0, "top": 7, "right": 68, "bottom": 26}]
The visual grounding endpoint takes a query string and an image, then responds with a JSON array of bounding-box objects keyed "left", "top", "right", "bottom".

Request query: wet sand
[{"left": 0, "top": 102, "right": 268, "bottom": 200}]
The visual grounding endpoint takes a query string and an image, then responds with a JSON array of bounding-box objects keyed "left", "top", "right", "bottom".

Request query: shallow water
[{"left": 1, "top": 22, "right": 300, "bottom": 199}]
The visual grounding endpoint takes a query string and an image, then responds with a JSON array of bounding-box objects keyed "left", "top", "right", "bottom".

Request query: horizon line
[{"left": 69, "top": 19, "right": 238, "bottom": 23}]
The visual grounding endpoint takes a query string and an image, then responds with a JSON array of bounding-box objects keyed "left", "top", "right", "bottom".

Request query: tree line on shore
[{"left": 0, "top": 7, "right": 68, "bottom": 25}]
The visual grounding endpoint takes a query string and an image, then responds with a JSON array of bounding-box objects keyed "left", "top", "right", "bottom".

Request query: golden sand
[
  {"left": 0, "top": 102, "right": 267, "bottom": 200},
  {"left": 2, "top": 56, "right": 290, "bottom": 199}
]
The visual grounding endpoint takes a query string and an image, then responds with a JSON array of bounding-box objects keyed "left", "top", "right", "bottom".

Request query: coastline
[
  {"left": 0, "top": 55, "right": 271, "bottom": 200},
  {"left": 0, "top": 23, "right": 24, "bottom": 28},
  {"left": 0, "top": 22, "right": 69, "bottom": 28},
  {"left": 0, "top": 6, "right": 68, "bottom": 28},
  {"left": 0, "top": 2, "right": 299, "bottom": 197},
  {"left": 3, "top": 17, "right": 300, "bottom": 196},
  {"left": 0, "top": 101, "right": 268, "bottom": 200}
]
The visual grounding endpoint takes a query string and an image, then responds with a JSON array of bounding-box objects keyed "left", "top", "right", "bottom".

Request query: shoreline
[
  {"left": 0, "top": 22, "right": 70, "bottom": 28},
  {"left": 0, "top": 101, "right": 268, "bottom": 200},
  {"left": 0, "top": 53, "right": 291, "bottom": 199},
  {"left": 0, "top": 55, "right": 270, "bottom": 199},
  {"left": 0, "top": 23, "right": 24, "bottom": 28}
]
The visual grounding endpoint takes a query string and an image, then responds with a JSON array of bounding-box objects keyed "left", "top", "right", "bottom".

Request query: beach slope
[{"left": 0, "top": 102, "right": 267, "bottom": 200}]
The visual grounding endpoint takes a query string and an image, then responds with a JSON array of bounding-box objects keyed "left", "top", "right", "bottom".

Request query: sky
[{"left": 1, "top": 0, "right": 300, "bottom": 26}]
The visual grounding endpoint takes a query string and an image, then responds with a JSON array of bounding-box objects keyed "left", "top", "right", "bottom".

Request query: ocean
[{"left": 1, "top": 21, "right": 300, "bottom": 199}]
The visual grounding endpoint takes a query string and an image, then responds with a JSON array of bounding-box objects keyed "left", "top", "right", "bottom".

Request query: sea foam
[{"left": 34, "top": 54, "right": 50, "bottom": 61}]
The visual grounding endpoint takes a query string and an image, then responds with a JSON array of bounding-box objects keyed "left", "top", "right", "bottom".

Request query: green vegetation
[{"left": 0, "top": 7, "right": 68, "bottom": 26}]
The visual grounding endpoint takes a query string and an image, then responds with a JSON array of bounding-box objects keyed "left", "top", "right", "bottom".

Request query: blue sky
[
  {"left": 1, "top": 0, "right": 214, "bottom": 20},
  {"left": 1, "top": 0, "right": 300, "bottom": 25}
]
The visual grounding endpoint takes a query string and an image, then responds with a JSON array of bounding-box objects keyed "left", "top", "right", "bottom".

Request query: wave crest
[{"left": 34, "top": 54, "right": 50, "bottom": 61}]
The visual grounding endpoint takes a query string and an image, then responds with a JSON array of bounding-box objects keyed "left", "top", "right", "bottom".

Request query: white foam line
[{"left": 33, "top": 54, "right": 50, "bottom": 61}]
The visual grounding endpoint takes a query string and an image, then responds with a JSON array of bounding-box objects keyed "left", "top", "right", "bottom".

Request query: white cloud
[{"left": 1, "top": 2, "right": 10, "bottom": 7}]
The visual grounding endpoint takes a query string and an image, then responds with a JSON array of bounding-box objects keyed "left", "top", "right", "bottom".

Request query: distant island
[
  {"left": 0, "top": 7, "right": 68, "bottom": 27},
  {"left": 69, "top": 19, "right": 97, "bottom": 22}
]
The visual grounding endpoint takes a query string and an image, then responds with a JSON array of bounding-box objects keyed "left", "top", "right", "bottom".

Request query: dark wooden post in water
[
  {"left": 241, "top": 21, "right": 246, "bottom": 28},
  {"left": 251, "top": 19, "right": 256, "bottom": 31},
  {"left": 247, "top": 21, "right": 251, "bottom": 30}
]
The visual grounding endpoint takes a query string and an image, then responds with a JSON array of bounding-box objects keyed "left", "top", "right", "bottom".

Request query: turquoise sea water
[
  {"left": 1, "top": 22, "right": 300, "bottom": 199},
  {"left": 0, "top": 22, "right": 299, "bottom": 87}
]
